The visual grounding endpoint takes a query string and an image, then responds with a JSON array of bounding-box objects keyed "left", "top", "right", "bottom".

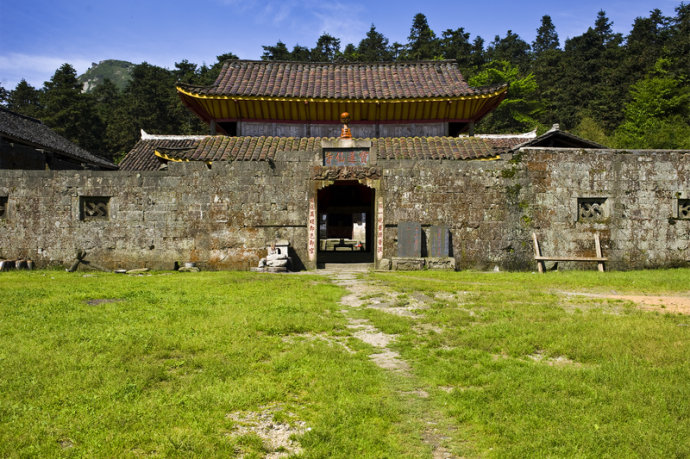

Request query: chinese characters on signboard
[
  {"left": 377, "top": 198, "right": 384, "bottom": 260},
  {"left": 323, "top": 149, "right": 370, "bottom": 167},
  {"left": 308, "top": 198, "right": 316, "bottom": 261}
]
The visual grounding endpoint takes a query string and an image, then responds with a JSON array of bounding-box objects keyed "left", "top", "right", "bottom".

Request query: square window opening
[
  {"left": 578, "top": 197, "right": 608, "bottom": 221},
  {"left": 80, "top": 196, "right": 110, "bottom": 221}
]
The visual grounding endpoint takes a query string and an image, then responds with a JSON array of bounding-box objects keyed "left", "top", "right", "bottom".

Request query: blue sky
[{"left": 0, "top": 0, "right": 682, "bottom": 89}]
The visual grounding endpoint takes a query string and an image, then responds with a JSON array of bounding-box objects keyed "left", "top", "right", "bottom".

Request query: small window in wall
[
  {"left": 80, "top": 196, "right": 110, "bottom": 221},
  {"left": 679, "top": 199, "right": 690, "bottom": 219},
  {"left": 0, "top": 196, "right": 7, "bottom": 219},
  {"left": 578, "top": 197, "right": 607, "bottom": 221}
]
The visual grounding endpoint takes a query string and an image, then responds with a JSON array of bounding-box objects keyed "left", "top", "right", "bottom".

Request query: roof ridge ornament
[{"left": 340, "top": 112, "right": 352, "bottom": 139}]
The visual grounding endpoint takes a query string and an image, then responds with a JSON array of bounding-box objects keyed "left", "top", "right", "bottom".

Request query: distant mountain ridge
[{"left": 78, "top": 59, "right": 135, "bottom": 93}]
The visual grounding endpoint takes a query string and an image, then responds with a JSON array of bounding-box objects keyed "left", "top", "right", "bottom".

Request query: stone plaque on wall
[
  {"left": 397, "top": 221, "right": 421, "bottom": 257},
  {"left": 428, "top": 225, "right": 450, "bottom": 257},
  {"left": 323, "top": 148, "right": 370, "bottom": 167}
]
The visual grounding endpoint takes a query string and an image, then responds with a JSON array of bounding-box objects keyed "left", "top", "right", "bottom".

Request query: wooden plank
[
  {"left": 594, "top": 233, "right": 605, "bottom": 272},
  {"left": 532, "top": 232, "right": 544, "bottom": 273},
  {"left": 535, "top": 256, "right": 608, "bottom": 262}
]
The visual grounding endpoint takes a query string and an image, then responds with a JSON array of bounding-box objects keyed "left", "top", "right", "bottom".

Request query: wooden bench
[{"left": 532, "top": 232, "right": 607, "bottom": 273}]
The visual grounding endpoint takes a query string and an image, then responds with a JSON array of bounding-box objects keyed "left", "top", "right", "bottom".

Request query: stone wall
[
  {"left": 0, "top": 147, "right": 687, "bottom": 271},
  {"left": 0, "top": 151, "right": 314, "bottom": 271},
  {"left": 516, "top": 148, "right": 689, "bottom": 270}
]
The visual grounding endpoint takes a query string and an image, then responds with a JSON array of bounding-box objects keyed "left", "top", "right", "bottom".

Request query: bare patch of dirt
[
  {"left": 422, "top": 425, "right": 458, "bottom": 459},
  {"left": 400, "top": 389, "right": 430, "bottom": 398},
  {"left": 528, "top": 350, "right": 582, "bottom": 367},
  {"left": 226, "top": 405, "right": 308, "bottom": 458},
  {"left": 86, "top": 298, "right": 123, "bottom": 306},
  {"left": 58, "top": 438, "right": 74, "bottom": 449},
  {"left": 282, "top": 332, "right": 355, "bottom": 354},
  {"left": 370, "top": 349, "right": 411, "bottom": 373},
  {"left": 560, "top": 291, "right": 690, "bottom": 315}
]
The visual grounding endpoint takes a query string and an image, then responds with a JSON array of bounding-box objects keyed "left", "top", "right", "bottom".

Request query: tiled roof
[
  {"left": 119, "top": 136, "right": 200, "bottom": 171},
  {"left": 119, "top": 134, "right": 529, "bottom": 171},
  {"left": 178, "top": 60, "right": 506, "bottom": 100},
  {"left": 0, "top": 107, "right": 117, "bottom": 169},
  {"left": 512, "top": 126, "right": 606, "bottom": 149}
]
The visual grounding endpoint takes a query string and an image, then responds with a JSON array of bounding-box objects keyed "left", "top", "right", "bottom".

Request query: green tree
[
  {"left": 403, "top": 13, "right": 440, "bottom": 60},
  {"left": 619, "top": 8, "right": 672, "bottom": 92},
  {"left": 106, "top": 62, "right": 192, "bottom": 159},
  {"left": 341, "top": 43, "right": 359, "bottom": 62},
  {"left": 466, "top": 36, "right": 486, "bottom": 75},
  {"left": 554, "top": 10, "right": 625, "bottom": 130},
  {"left": 0, "top": 85, "right": 8, "bottom": 107},
  {"left": 666, "top": 2, "right": 690, "bottom": 79},
  {"left": 357, "top": 25, "right": 394, "bottom": 61},
  {"left": 261, "top": 41, "right": 291, "bottom": 60},
  {"left": 41, "top": 64, "right": 105, "bottom": 156},
  {"left": 532, "top": 15, "right": 559, "bottom": 56},
  {"left": 311, "top": 33, "right": 341, "bottom": 62},
  {"left": 487, "top": 30, "right": 531, "bottom": 70},
  {"left": 614, "top": 59, "right": 690, "bottom": 149},
  {"left": 469, "top": 61, "right": 542, "bottom": 133},
  {"left": 8, "top": 79, "right": 43, "bottom": 118},
  {"left": 440, "top": 27, "right": 473, "bottom": 70},
  {"left": 290, "top": 45, "right": 311, "bottom": 61}
]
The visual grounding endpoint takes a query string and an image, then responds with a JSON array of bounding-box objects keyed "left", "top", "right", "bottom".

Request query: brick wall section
[{"left": 0, "top": 148, "right": 687, "bottom": 270}]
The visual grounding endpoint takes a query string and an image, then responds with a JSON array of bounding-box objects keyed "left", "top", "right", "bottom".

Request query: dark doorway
[{"left": 317, "top": 181, "right": 375, "bottom": 264}]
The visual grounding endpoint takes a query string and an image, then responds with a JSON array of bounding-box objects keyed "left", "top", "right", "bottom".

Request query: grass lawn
[{"left": 1, "top": 269, "right": 689, "bottom": 457}]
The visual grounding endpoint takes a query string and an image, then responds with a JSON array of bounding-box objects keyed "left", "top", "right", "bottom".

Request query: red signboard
[{"left": 323, "top": 149, "right": 370, "bottom": 167}]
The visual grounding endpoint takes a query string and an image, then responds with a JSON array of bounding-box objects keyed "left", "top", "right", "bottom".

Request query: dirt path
[
  {"left": 560, "top": 291, "right": 690, "bottom": 315},
  {"left": 329, "top": 270, "right": 458, "bottom": 459}
]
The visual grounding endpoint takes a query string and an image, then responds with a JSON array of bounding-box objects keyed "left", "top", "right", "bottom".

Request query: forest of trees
[{"left": 1, "top": 4, "right": 688, "bottom": 162}]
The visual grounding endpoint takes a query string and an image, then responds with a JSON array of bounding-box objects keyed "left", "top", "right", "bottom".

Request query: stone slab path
[{"left": 327, "top": 269, "right": 458, "bottom": 459}]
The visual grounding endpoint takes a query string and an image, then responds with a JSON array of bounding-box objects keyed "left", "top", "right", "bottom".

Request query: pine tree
[
  {"left": 666, "top": 3, "right": 690, "bottom": 79},
  {"left": 487, "top": 30, "right": 531, "bottom": 71},
  {"left": 440, "top": 28, "right": 472, "bottom": 69},
  {"left": 532, "top": 15, "right": 560, "bottom": 56},
  {"left": 311, "top": 34, "right": 341, "bottom": 62},
  {"left": 341, "top": 43, "right": 359, "bottom": 62},
  {"left": 41, "top": 64, "right": 105, "bottom": 156},
  {"left": 8, "top": 80, "right": 43, "bottom": 118},
  {"left": 467, "top": 36, "right": 486, "bottom": 75},
  {"left": 554, "top": 10, "right": 625, "bottom": 130},
  {"left": 290, "top": 45, "right": 311, "bottom": 61},
  {"left": 403, "top": 13, "right": 440, "bottom": 60},
  {"left": 0, "top": 85, "right": 8, "bottom": 108},
  {"left": 357, "top": 25, "right": 393, "bottom": 61},
  {"left": 261, "top": 41, "right": 291, "bottom": 60}
]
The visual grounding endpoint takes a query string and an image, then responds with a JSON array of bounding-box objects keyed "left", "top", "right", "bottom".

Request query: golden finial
[{"left": 340, "top": 112, "right": 352, "bottom": 139}]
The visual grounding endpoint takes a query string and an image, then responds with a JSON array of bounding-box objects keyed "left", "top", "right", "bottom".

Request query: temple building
[
  {"left": 0, "top": 60, "right": 687, "bottom": 271},
  {"left": 176, "top": 60, "right": 508, "bottom": 138}
]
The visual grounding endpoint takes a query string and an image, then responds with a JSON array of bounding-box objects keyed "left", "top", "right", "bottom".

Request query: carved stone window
[
  {"left": 578, "top": 197, "right": 607, "bottom": 221},
  {"left": 0, "top": 196, "right": 7, "bottom": 219},
  {"left": 679, "top": 199, "right": 690, "bottom": 219},
  {"left": 80, "top": 196, "right": 110, "bottom": 221}
]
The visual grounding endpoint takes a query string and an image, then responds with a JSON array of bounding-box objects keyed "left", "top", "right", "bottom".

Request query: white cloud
[{"left": 0, "top": 53, "right": 92, "bottom": 89}]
